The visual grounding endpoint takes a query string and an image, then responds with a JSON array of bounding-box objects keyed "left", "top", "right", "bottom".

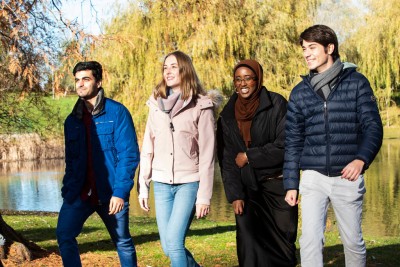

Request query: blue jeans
[
  {"left": 154, "top": 181, "right": 200, "bottom": 267},
  {"left": 56, "top": 197, "right": 137, "bottom": 267}
]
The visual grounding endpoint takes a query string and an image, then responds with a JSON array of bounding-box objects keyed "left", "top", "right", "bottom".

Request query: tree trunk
[{"left": 0, "top": 212, "right": 46, "bottom": 264}]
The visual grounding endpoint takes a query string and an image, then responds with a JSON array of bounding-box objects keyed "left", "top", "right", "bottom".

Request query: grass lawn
[
  {"left": 2, "top": 212, "right": 399, "bottom": 266},
  {"left": 0, "top": 94, "right": 77, "bottom": 136}
]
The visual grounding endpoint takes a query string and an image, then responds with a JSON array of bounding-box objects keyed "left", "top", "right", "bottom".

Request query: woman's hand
[
  {"left": 196, "top": 204, "right": 210, "bottom": 219},
  {"left": 232, "top": 200, "right": 245, "bottom": 215},
  {"left": 235, "top": 152, "right": 249, "bottom": 168},
  {"left": 139, "top": 197, "right": 150, "bottom": 212}
]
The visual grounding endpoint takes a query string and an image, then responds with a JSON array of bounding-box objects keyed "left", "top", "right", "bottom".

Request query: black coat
[{"left": 217, "top": 87, "right": 287, "bottom": 203}]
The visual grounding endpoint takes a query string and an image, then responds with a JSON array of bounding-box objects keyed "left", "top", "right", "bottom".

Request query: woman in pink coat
[{"left": 138, "top": 51, "right": 216, "bottom": 267}]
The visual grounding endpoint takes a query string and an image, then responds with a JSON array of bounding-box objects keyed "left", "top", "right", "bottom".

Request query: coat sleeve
[
  {"left": 138, "top": 111, "right": 154, "bottom": 199},
  {"left": 355, "top": 75, "right": 383, "bottom": 168},
  {"left": 246, "top": 97, "right": 287, "bottom": 169},
  {"left": 196, "top": 108, "right": 216, "bottom": 205},
  {"left": 113, "top": 105, "right": 140, "bottom": 200},
  {"left": 283, "top": 90, "right": 305, "bottom": 190},
  {"left": 217, "top": 117, "right": 246, "bottom": 203}
]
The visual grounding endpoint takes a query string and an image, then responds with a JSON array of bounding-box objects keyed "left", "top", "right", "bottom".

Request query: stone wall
[{"left": 0, "top": 134, "right": 64, "bottom": 162}]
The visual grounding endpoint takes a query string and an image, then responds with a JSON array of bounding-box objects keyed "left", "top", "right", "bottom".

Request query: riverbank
[
  {"left": 0, "top": 126, "right": 399, "bottom": 163},
  {"left": 1, "top": 211, "right": 399, "bottom": 267},
  {"left": 0, "top": 134, "right": 63, "bottom": 163}
]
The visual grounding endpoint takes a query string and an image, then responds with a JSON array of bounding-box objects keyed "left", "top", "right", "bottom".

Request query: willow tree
[
  {"left": 312, "top": 0, "right": 366, "bottom": 43},
  {"left": 342, "top": 0, "right": 400, "bottom": 126},
  {"left": 89, "top": 0, "right": 319, "bottom": 137}
]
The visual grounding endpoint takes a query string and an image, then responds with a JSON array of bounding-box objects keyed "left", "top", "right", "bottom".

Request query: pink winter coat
[{"left": 138, "top": 94, "right": 215, "bottom": 205}]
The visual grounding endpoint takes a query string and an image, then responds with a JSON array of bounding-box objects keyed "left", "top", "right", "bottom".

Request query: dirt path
[{"left": 1, "top": 252, "right": 122, "bottom": 267}]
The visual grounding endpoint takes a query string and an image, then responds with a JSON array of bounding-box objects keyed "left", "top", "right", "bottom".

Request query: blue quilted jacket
[
  {"left": 283, "top": 65, "right": 383, "bottom": 190},
  {"left": 61, "top": 97, "right": 140, "bottom": 204}
]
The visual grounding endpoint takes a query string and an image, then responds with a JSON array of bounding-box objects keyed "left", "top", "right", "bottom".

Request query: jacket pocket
[
  {"left": 94, "top": 122, "right": 114, "bottom": 151},
  {"left": 181, "top": 132, "right": 199, "bottom": 165}
]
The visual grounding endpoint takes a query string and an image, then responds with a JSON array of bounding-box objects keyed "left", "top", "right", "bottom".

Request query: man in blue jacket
[
  {"left": 56, "top": 61, "right": 140, "bottom": 267},
  {"left": 283, "top": 25, "right": 383, "bottom": 267}
]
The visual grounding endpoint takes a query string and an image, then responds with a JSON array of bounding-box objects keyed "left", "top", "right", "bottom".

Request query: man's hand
[
  {"left": 109, "top": 196, "right": 125, "bottom": 215},
  {"left": 195, "top": 204, "right": 210, "bottom": 219},
  {"left": 139, "top": 198, "right": 150, "bottom": 212},
  {"left": 235, "top": 152, "right": 249, "bottom": 168},
  {"left": 341, "top": 159, "right": 365, "bottom": 181},
  {"left": 232, "top": 200, "right": 245, "bottom": 215},
  {"left": 285, "top": 190, "right": 299, "bottom": 206}
]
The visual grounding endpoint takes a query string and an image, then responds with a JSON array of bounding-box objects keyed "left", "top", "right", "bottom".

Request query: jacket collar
[
  {"left": 147, "top": 94, "right": 214, "bottom": 118},
  {"left": 72, "top": 88, "right": 106, "bottom": 119}
]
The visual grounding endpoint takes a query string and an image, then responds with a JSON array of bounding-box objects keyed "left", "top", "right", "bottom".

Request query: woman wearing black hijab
[{"left": 217, "top": 60, "right": 298, "bottom": 266}]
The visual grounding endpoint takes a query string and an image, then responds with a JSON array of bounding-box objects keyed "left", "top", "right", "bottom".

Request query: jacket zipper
[
  {"left": 169, "top": 116, "right": 175, "bottom": 183},
  {"left": 324, "top": 101, "right": 331, "bottom": 176}
]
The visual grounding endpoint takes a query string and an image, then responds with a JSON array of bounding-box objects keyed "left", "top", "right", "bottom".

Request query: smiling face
[
  {"left": 75, "top": 70, "right": 101, "bottom": 104},
  {"left": 302, "top": 40, "right": 334, "bottom": 73},
  {"left": 163, "top": 55, "right": 181, "bottom": 93},
  {"left": 234, "top": 66, "right": 258, "bottom": 99}
]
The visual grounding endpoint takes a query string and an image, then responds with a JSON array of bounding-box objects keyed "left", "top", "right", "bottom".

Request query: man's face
[
  {"left": 75, "top": 70, "right": 101, "bottom": 102},
  {"left": 302, "top": 40, "right": 334, "bottom": 73}
]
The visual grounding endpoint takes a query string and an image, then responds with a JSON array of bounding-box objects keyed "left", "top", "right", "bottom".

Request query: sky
[{"left": 60, "top": 0, "right": 129, "bottom": 35}]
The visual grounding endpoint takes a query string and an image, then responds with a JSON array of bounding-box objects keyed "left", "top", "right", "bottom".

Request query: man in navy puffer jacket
[
  {"left": 56, "top": 61, "right": 140, "bottom": 267},
  {"left": 283, "top": 25, "right": 383, "bottom": 267}
]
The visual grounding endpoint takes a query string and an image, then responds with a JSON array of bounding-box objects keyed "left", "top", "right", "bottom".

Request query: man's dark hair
[
  {"left": 73, "top": 61, "right": 103, "bottom": 82},
  {"left": 299, "top": 24, "right": 340, "bottom": 61}
]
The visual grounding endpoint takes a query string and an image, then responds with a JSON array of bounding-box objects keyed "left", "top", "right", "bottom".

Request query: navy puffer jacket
[{"left": 283, "top": 66, "right": 383, "bottom": 190}]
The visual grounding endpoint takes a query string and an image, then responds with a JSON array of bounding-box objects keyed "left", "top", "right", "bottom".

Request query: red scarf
[{"left": 81, "top": 106, "right": 99, "bottom": 205}]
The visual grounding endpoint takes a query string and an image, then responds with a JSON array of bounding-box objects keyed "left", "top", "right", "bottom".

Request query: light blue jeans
[
  {"left": 154, "top": 181, "right": 200, "bottom": 267},
  {"left": 299, "top": 170, "right": 366, "bottom": 267},
  {"left": 56, "top": 197, "right": 137, "bottom": 267}
]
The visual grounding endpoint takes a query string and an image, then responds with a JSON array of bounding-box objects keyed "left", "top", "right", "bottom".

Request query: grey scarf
[
  {"left": 157, "top": 90, "right": 183, "bottom": 117},
  {"left": 310, "top": 59, "right": 343, "bottom": 100}
]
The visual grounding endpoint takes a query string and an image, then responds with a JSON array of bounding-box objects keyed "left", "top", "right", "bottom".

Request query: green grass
[
  {"left": 0, "top": 94, "right": 77, "bottom": 136},
  {"left": 2, "top": 212, "right": 399, "bottom": 267},
  {"left": 40, "top": 96, "right": 77, "bottom": 136}
]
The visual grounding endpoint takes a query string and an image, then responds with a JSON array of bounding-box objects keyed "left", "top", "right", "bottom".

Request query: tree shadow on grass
[
  {"left": 25, "top": 223, "right": 399, "bottom": 266},
  {"left": 187, "top": 225, "right": 236, "bottom": 237},
  {"left": 320, "top": 244, "right": 400, "bottom": 267},
  {"left": 77, "top": 224, "right": 235, "bottom": 254}
]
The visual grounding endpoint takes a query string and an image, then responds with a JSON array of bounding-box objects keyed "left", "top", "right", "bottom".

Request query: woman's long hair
[{"left": 154, "top": 51, "right": 205, "bottom": 100}]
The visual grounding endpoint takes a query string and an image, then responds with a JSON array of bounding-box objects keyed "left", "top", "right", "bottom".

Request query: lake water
[{"left": 0, "top": 140, "right": 399, "bottom": 237}]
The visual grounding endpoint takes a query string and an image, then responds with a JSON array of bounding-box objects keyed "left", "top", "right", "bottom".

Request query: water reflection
[
  {"left": 362, "top": 139, "right": 400, "bottom": 237},
  {"left": 0, "top": 140, "right": 399, "bottom": 236},
  {"left": 0, "top": 159, "right": 64, "bottom": 212}
]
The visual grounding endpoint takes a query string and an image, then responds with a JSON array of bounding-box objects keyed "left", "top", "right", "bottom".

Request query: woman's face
[
  {"left": 234, "top": 66, "right": 257, "bottom": 99},
  {"left": 163, "top": 55, "right": 181, "bottom": 92}
]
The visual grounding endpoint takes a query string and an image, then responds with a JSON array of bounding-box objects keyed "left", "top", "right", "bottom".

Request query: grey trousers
[{"left": 299, "top": 170, "right": 367, "bottom": 267}]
